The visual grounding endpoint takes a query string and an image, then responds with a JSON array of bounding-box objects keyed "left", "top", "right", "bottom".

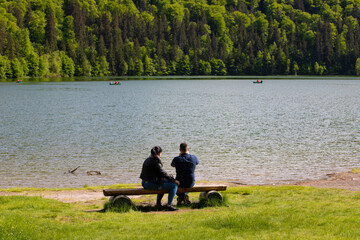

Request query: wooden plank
[{"left": 103, "top": 185, "right": 227, "bottom": 196}]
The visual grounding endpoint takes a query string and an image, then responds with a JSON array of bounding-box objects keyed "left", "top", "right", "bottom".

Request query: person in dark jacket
[
  {"left": 140, "top": 146, "right": 179, "bottom": 211},
  {"left": 171, "top": 142, "right": 199, "bottom": 205}
]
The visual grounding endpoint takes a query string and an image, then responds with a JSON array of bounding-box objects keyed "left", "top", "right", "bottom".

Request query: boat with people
[
  {"left": 109, "top": 81, "right": 121, "bottom": 85},
  {"left": 253, "top": 80, "right": 263, "bottom": 83},
  {"left": 16, "top": 79, "right": 22, "bottom": 83}
]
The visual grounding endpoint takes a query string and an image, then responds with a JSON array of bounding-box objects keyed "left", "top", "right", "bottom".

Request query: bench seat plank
[{"left": 103, "top": 185, "right": 227, "bottom": 196}]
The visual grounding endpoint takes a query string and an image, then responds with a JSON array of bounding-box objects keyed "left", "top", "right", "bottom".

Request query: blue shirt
[{"left": 171, "top": 153, "right": 199, "bottom": 187}]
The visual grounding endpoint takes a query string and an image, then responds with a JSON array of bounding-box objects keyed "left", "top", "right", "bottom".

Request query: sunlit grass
[{"left": 1, "top": 186, "right": 360, "bottom": 239}]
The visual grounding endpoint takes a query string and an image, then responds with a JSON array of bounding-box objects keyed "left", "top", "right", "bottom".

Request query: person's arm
[
  {"left": 194, "top": 155, "right": 199, "bottom": 165},
  {"left": 171, "top": 157, "right": 177, "bottom": 167},
  {"left": 154, "top": 161, "right": 175, "bottom": 181}
]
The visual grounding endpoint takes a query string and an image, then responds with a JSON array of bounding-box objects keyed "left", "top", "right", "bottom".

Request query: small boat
[
  {"left": 16, "top": 79, "right": 22, "bottom": 83},
  {"left": 109, "top": 81, "right": 121, "bottom": 85},
  {"left": 253, "top": 80, "right": 263, "bottom": 83}
]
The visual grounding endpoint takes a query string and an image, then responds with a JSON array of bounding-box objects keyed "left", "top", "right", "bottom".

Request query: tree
[
  {"left": 314, "top": 62, "right": 326, "bottom": 75},
  {"left": 210, "top": 58, "right": 227, "bottom": 75},
  {"left": 60, "top": 51, "right": 75, "bottom": 77},
  {"left": 11, "top": 58, "right": 24, "bottom": 78},
  {"left": 356, "top": 58, "right": 360, "bottom": 75},
  {"left": 62, "top": 16, "right": 77, "bottom": 59},
  {"left": 199, "top": 60, "right": 212, "bottom": 75},
  {"left": 48, "top": 51, "right": 62, "bottom": 76},
  {"left": 98, "top": 56, "right": 110, "bottom": 76},
  {"left": 143, "top": 55, "right": 156, "bottom": 76},
  {"left": 97, "top": 35, "right": 106, "bottom": 57},
  {"left": 134, "top": 59, "right": 144, "bottom": 76},
  {"left": 0, "top": 20, "right": 8, "bottom": 55},
  {"left": 293, "top": 61, "right": 299, "bottom": 75},
  {"left": 27, "top": 10, "right": 47, "bottom": 44},
  {"left": 5, "top": 34, "right": 16, "bottom": 60},
  {"left": 73, "top": 1, "right": 87, "bottom": 49},
  {"left": 157, "top": 58, "right": 168, "bottom": 75},
  {"left": 45, "top": 7, "right": 57, "bottom": 52},
  {"left": 0, "top": 54, "right": 11, "bottom": 79},
  {"left": 0, "top": 0, "right": 359, "bottom": 77},
  {"left": 176, "top": 55, "right": 192, "bottom": 75},
  {"left": 26, "top": 52, "right": 40, "bottom": 77},
  {"left": 39, "top": 54, "right": 50, "bottom": 77}
]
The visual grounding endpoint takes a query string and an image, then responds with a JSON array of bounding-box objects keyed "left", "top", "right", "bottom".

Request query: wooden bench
[{"left": 103, "top": 185, "right": 227, "bottom": 207}]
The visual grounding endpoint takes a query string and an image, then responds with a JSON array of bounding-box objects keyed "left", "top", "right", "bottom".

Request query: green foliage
[
  {"left": 199, "top": 59, "right": 212, "bottom": 74},
  {"left": 210, "top": 58, "right": 227, "bottom": 75},
  {"left": 143, "top": 55, "right": 156, "bottom": 76},
  {"left": 314, "top": 62, "right": 326, "bottom": 75},
  {"left": 356, "top": 58, "right": 360, "bottom": 76},
  {"left": 176, "top": 55, "right": 192, "bottom": 75},
  {"left": 11, "top": 58, "right": 24, "bottom": 78},
  {"left": 163, "top": 3, "right": 185, "bottom": 23},
  {"left": 0, "top": 0, "right": 360, "bottom": 78},
  {"left": 0, "top": 54, "right": 11, "bottom": 79},
  {"left": 60, "top": 51, "right": 75, "bottom": 77},
  {"left": 28, "top": 10, "right": 46, "bottom": 44},
  {"left": 26, "top": 52, "right": 40, "bottom": 77}
]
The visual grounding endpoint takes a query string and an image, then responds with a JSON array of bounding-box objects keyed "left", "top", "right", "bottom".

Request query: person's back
[
  {"left": 171, "top": 152, "right": 198, "bottom": 187},
  {"left": 171, "top": 143, "right": 199, "bottom": 205}
]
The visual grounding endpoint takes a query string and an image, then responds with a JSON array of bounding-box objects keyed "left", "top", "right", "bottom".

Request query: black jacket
[{"left": 140, "top": 157, "right": 175, "bottom": 185}]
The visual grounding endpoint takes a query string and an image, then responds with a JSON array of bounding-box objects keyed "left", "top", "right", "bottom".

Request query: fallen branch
[
  {"left": 71, "top": 166, "right": 80, "bottom": 173},
  {"left": 64, "top": 166, "right": 80, "bottom": 174},
  {"left": 87, "top": 171, "right": 101, "bottom": 175}
]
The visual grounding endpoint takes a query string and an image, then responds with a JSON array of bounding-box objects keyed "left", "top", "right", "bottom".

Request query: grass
[
  {"left": 1, "top": 185, "right": 360, "bottom": 239},
  {"left": 350, "top": 168, "right": 360, "bottom": 173}
]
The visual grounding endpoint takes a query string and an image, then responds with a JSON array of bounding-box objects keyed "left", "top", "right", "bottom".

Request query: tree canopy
[{"left": 0, "top": 0, "right": 360, "bottom": 78}]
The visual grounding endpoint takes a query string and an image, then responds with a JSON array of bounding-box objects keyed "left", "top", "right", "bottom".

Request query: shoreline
[{"left": 1, "top": 170, "right": 359, "bottom": 204}]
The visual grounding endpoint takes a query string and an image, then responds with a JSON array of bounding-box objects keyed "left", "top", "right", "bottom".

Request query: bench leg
[
  {"left": 199, "top": 190, "right": 223, "bottom": 203},
  {"left": 109, "top": 195, "right": 133, "bottom": 209}
]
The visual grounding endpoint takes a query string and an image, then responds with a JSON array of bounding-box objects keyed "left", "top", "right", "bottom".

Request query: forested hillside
[{"left": 1, "top": 0, "right": 360, "bottom": 78}]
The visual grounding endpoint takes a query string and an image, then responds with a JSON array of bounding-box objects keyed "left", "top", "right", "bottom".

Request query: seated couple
[{"left": 139, "top": 143, "right": 199, "bottom": 211}]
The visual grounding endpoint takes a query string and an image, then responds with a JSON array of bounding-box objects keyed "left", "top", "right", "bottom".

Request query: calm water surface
[{"left": 1, "top": 78, "right": 360, "bottom": 188}]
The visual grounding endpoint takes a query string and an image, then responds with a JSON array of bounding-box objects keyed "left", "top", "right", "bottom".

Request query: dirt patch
[
  {"left": 0, "top": 189, "right": 106, "bottom": 205},
  {"left": 1, "top": 172, "right": 359, "bottom": 205},
  {"left": 295, "top": 171, "right": 360, "bottom": 191}
]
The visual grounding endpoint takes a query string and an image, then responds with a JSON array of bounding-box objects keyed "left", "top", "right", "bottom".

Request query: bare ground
[
  {"left": 295, "top": 171, "right": 360, "bottom": 191},
  {"left": 1, "top": 171, "right": 359, "bottom": 205}
]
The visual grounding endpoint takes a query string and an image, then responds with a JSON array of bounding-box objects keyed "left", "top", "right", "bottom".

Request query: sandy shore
[
  {"left": 1, "top": 171, "right": 359, "bottom": 205},
  {"left": 295, "top": 171, "right": 360, "bottom": 191}
]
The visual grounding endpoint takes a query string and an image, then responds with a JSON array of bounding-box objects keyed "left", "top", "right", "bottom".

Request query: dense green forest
[{"left": 0, "top": 0, "right": 360, "bottom": 78}]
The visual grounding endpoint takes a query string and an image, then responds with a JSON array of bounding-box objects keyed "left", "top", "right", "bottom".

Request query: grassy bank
[{"left": 1, "top": 185, "right": 360, "bottom": 239}]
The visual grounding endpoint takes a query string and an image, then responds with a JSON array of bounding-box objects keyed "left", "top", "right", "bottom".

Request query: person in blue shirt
[{"left": 171, "top": 142, "right": 199, "bottom": 205}]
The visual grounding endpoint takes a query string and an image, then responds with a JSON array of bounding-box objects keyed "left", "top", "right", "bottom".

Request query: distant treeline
[{"left": 1, "top": 0, "right": 360, "bottom": 78}]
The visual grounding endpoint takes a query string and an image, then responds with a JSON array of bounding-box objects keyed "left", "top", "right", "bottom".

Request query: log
[
  {"left": 199, "top": 190, "right": 223, "bottom": 202},
  {"left": 70, "top": 166, "right": 80, "bottom": 173},
  {"left": 103, "top": 185, "right": 227, "bottom": 196}
]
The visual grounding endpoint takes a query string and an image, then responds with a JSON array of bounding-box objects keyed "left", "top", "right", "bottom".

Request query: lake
[{"left": 1, "top": 77, "right": 360, "bottom": 188}]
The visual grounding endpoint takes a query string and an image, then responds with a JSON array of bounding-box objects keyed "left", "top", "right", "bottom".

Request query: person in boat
[
  {"left": 140, "top": 146, "right": 180, "bottom": 211},
  {"left": 171, "top": 142, "right": 199, "bottom": 205}
]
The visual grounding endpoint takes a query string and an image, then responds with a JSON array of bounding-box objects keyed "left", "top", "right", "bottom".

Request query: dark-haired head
[
  {"left": 179, "top": 142, "right": 188, "bottom": 153},
  {"left": 151, "top": 146, "right": 162, "bottom": 162}
]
